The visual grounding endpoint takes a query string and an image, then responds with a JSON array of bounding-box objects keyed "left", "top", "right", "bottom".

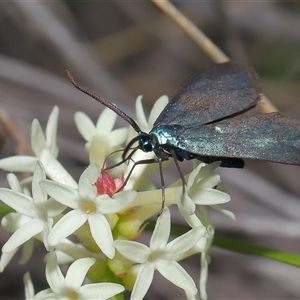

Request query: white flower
[
  {"left": 44, "top": 253, "right": 124, "bottom": 300},
  {"left": 187, "top": 162, "right": 230, "bottom": 205},
  {"left": 179, "top": 162, "right": 231, "bottom": 225},
  {"left": 0, "top": 161, "right": 66, "bottom": 254},
  {"left": 0, "top": 107, "right": 77, "bottom": 188},
  {"left": 74, "top": 107, "right": 128, "bottom": 166},
  {"left": 114, "top": 207, "right": 206, "bottom": 299},
  {"left": 40, "top": 163, "right": 137, "bottom": 259},
  {"left": 0, "top": 174, "right": 33, "bottom": 271}
]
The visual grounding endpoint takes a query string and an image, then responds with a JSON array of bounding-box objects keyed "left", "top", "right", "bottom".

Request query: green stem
[{"left": 213, "top": 234, "right": 300, "bottom": 267}]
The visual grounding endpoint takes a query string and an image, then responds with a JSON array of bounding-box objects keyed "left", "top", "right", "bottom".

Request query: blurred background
[{"left": 0, "top": 1, "right": 300, "bottom": 299}]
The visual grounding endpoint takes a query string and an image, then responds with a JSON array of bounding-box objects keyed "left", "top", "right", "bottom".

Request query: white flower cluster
[{"left": 0, "top": 96, "right": 233, "bottom": 300}]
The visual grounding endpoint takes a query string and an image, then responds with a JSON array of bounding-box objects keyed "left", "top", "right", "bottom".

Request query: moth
[{"left": 67, "top": 62, "right": 300, "bottom": 209}]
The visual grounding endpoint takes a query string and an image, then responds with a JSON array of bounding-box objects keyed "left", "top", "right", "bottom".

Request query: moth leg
[
  {"left": 170, "top": 150, "right": 187, "bottom": 209},
  {"left": 118, "top": 158, "right": 161, "bottom": 191},
  {"left": 105, "top": 148, "right": 138, "bottom": 170},
  {"left": 113, "top": 157, "right": 168, "bottom": 215}
]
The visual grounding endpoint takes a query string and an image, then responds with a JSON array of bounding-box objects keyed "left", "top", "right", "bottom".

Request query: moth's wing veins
[{"left": 154, "top": 62, "right": 261, "bottom": 127}]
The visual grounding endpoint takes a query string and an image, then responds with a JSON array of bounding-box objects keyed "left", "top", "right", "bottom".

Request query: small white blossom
[
  {"left": 0, "top": 174, "right": 33, "bottom": 270},
  {"left": 44, "top": 253, "right": 124, "bottom": 300},
  {"left": 0, "top": 161, "right": 66, "bottom": 254},
  {"left": 179, "top": 162, "right": 231, "bottom": 226},
  {"left": 0, "top": 107, "right": 77, "bottom": 188},
  {"left": 114, "top": 207, "right": 206, "bottom": 299},
  {"left": 75, "top": 107, "right": 128, "bottom": 166},
  {"left": 40, "top": 163, "right": 137, "bottom": 259},
  {"left": 188, "top": 162, "right": 230, "bottom": 205}
]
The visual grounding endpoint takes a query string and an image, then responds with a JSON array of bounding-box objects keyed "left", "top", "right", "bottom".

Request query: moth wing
[
  {"left": 176, "top": 113, "right": 300, "bottom": 165},
  {"left": 154, "top": 62, "right": 261, "bottom": 127}
]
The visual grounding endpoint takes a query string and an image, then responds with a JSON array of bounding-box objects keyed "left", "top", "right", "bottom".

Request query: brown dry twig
[
  {"left": 0, "top": 108, "right": 33, "bottom": 156},
  {"left": 152, "top": 0, "right": 277, "bottom": 113}
]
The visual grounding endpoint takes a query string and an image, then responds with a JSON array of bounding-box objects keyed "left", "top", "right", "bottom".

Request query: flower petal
[
  {"left": 210, "top": 205, "right": 235, "bottom": 220},
  {"left": 1, "top": 212, "right": 30, "bottom": 231},
  {"left": 78, "top": 164, "right": 99, "bottom": 200},
  {"left": 149, "top": 207, "right": 170, "bottom": 250},
  {"left": 31, "top": 119, "right": 47, "bottom": 157},
  {"left": 2, "top": 218, "right": 44, "bottom": 252},
  {"left": 195, "top": 173, "right": 221, "bottom": 188},
  {"left": 135, "top": 96, "right": 148, "bottom": 130},
  {"left": 23, "top": 272, "right": 34, "bottom": 299},
  {"left": 52, "top": 239, "right": 91, "bottom": 263},
  {"left": 48, "top": 210, "right": 87, "bottom": 246},
  {"left": 180, "top": 212, "right": 203, "bottom": 229},
  {"left": 97, "top": 191, "right": 137, "bottom": 214},
  {"left": 166, "top": 226, "right": 206, "bottom": 257},
  {"left": 80, "top": 282, "right": 124, "bottom": 299},
  {"left": 0, "top": 248, "right": 18, "bottom": 272},
  {"left": 179, "top": 193, "right": 196, "bottom": 216},
  {"left": 46, "top": 253, "right": 64, "bottom": 292},
  {"left": 88, "top": 132, "right": 110, "bottom": 165},
  {"left": 39, "top": 151, "right": 77, "bottom": 188},
  {"left": 131, "top": 263, "right": 155, "bottom": 300},
  {"left": 192, "top": 189, "right": 230, "bottom": 205},
  {"left": 88, "top": 214, "right": 114, "bottom": 259},
  {"left": 0, "top": 156, "right": 37, "bottom": 172},
  {"left": 187, "top": 163, "right": 206, "bottom": 189},
  {"left": 114, "top": 240, "right": 150, "bottom": 263},
  {"left": 96, "top": 107, "right": 117, "bottom": 132},
  {"left": 156, "top": 260, "right": 197, "bottom": 296},
  {"left": 75, "top": 111, "right": 96, "bottom": 141},
  {"left": 200, "top": 251, "right": 209, "bottom": 300},
  {"left": 45, "top": 106, "right": 59, "bottom": 157},
  {"left": 39, "top": 180, "right": 79, "bottom": 208},
  {"left": 0, "top": 189, "right": 35, "bottom": 216},
  {"left": 64, "top": 258, "right": 95, "bottom": 289},
  {"left": 33, "top": 289, "right": 54, "bottom": 299},
  {"left": 43, "top": 218, "right": 54, "bottom": 251},
  {"left": 32, "top": 161, "right": 47, "bottom": 204},
  {"left": 148, "top": 95, "right": 168, "bottom": 128},
  {"left": 6, "top": 173, "right": 22, "bottom": 192}
]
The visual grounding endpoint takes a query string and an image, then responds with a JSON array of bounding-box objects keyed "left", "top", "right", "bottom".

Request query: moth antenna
[{"left": 66, "top": 70, "right": 141, "bottom": 133}]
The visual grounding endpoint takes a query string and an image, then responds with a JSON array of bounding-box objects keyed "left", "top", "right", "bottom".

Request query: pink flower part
[{"left": 95, "top": 170, "right": 124, "bottom": 197}]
